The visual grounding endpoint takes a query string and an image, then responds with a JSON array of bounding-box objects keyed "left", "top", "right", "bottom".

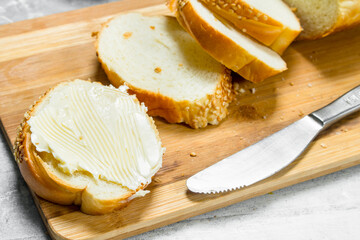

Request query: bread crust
[
  {"left": 173, "top": 0, "right": 286, "bottom": 83},
  {"left": 236, "top": 57, "right": 286, "bottom": 83},
  {"left": 13, "top": 81, "right": 158, "bottom": 215},
  {"left": 171, "top": 0, "right": 300, "bottom": 54},
  {"left": 198, "top": 0, "right": 301, "bottom": 54},
  {"left": 95, "top": 14, "right": 234, "bottom": 129},
  {"left": 178, "top": 1, "right": 253, "bottom": 71},
  {"left": 97, "top": 54, "right": 233, "bottom": 128}
]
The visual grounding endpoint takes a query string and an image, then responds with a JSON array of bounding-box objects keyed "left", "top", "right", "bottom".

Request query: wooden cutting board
[{"left": 1, "top": 0, "right": 360, "bottom": 239}]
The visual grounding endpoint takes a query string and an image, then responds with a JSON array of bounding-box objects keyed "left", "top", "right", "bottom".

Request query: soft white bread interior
[
  {"left": 14, "top": 80, "right": 164, "bottom": 215},
  {"left": 96, "top": 13, "right": 233, "bottom": 128},
  {"left": 283, "top": 0, "right": 360, "bottom": 39},
  {"left": 198, "top": 0, "right": 302, "bottom": 54},
  {"left": 173, "top": 0, "right": 287, "bottom": 83}
]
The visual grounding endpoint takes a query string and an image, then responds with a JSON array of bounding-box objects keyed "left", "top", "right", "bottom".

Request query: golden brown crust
[
  {"left": 200, "top": 0, "right": 282, "bottom": 26},
  {"left": 236, "top": 57, "right": 286, "bottom": 83},
  {"left": 197, "top": 0, "right": 301, "bottom": 54},
  {"left": 174, "top": 0, "right": 286, "bottom": 83},
  {"left": 19, "top": 124, "right": 80, "bottom": 205},
  {"left": 199, "top": 0, "right": 282, "bottom": 46},
  {"left": 178, "top": 1, "right": 254, "bottom": 72},
  {"left": 269, "top": 26, "right": 302, "bottom": 54},
  {"left": 97, "top": 53, "right": 233, "bottom": 128},
  {"left": 14, "top": 91, "right": 81, "bottom": 206},
  {"left": 13, "top": 81, "right": 156, "bottom": 215},
  {"left": 168, "top": 0, "right": 190, "bottom": 31}
]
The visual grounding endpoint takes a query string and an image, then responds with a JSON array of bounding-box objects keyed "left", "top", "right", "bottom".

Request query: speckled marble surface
[{"left": 1, "top": 1, "right": 359, "bottom": 239}]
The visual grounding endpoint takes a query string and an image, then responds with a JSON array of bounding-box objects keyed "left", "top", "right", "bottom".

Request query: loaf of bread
[
  {"left": 95, "top": 13, "right": 233, "bottom": 129},
  {"left": 170, "top": 0, "right": 287, "bottom": 83},
  {"left": 14, "top": 80, "right": 164, "bottom": 215},
  {"left": 196, "top": 0, "right": 302, "bottom": 54},
  {"left": 283, "top": 0, "right": 360, "bottom": 39}
]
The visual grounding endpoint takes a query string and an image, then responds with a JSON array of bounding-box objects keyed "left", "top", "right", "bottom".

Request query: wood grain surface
[{"left": 1, "top": 0, "right": 360, "bottom": 239}]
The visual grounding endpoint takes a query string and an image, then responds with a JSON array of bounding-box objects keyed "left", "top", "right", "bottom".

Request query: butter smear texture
[{"left": 28, "top": 80, "right": 164, "bottom": 190}]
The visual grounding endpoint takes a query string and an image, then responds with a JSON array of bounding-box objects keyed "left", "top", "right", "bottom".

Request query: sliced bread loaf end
[
  {"left": 96, "top": 13, "right": 233, "bottom": 128},
  {"left": 283, "top": 0, "right": 360, "bottom": 40}
]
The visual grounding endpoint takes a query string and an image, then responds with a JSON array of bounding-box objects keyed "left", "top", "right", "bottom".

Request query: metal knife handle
[{"left": 310, "top": 85, "right": 360, "bottom": 129}]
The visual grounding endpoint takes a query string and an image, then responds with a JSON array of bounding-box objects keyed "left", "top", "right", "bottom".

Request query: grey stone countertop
[{"left": 1, "top": 0, "right": 359, "bottom": 239}]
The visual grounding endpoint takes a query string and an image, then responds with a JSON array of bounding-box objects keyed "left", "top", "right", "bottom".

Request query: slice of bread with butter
[{"left": 14, "top": 80, "right": 164, "bottom": 215}]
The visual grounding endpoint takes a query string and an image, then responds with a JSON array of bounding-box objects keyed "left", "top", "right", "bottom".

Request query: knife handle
[{"left": 310, "top": 85, "right": 360, "bottom": 129}]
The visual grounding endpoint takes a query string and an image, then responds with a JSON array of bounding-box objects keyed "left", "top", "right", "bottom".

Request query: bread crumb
[
  {"left": 268, "top": 192, "right": 273, "bottom": 195},
  {"left": 335, "top": 131, "right": 341, "bottom": 135},
  {"left": 280, "top": 116, "right": 284, "bottom": 120},
  {"left": 298, "top": 110, "right": 304, "bottom": 117},
  {"left": 150, "top": 26, "right": 155, "bottom": 30},
  {"left": 342, "top": 128, "right": 349, "bottom": 132},
  {"left": 91, "top": 31, "right": 98, "bottom": 37},
  {"left": 233, "top": 82, "right": 240, "bottom": 91},
  {"left": 250, "top": 88, "right": 256, "bottom": 94},
  {"left": 178, "top": 63, "right": 183, "bottom": 67},
  {"left": 320, "top": 143, "right": 327, "bottom": 148},
  {"left": 123, "top": 32, "right": 132, "bottom": 39},
  {"left": 242, "top": 28, "right": 247, "bottom": 33},
  {"left": 179, "top": 0, "right": 186, "bottom": 8},
  {"left": 262, "top": 115, "right": 267, "bottom": 119},
  {"left": 307, "top": 83, "right": 312, "bottom": 88},
  {"left": 289, "top": 82, "right": 294, "bottom": 86},
  {"left": 190, "top": 152, "right": 197, "bottom": 157},
  {"left": 153, "top": 177, "right": 161, "bottom": 183},
  {"left": 154, "top": 67, "right": 162, "bottom": 73}
]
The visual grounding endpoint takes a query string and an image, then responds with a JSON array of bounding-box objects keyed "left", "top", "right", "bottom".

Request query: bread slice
[
  {"left": 14, "top": 80, "right": 164, "bottom": 215},
  {"left": 283, "top": 0, "right": 360, "bottom": 40},
  {"left": 171, "top": 0, "right": 287, "bottom": 83},
  {"left": 95, "top": 13, "right": 233, "bottom": 129},
  {"left": 195, "top": 0, "right": 302, "bottom": 54}
]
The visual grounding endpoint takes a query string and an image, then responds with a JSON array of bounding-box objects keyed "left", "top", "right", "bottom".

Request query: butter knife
[{"left": 187, "top": 85, "right": 360, "bottom": 193}]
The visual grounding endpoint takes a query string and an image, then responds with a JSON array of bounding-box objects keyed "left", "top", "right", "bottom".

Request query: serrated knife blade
[{"left": 187, "top": 85, "right": 360, "bottom": 193}]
